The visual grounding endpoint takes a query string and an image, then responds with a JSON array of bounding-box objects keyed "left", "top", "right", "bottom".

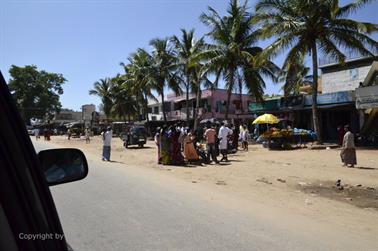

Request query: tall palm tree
[
  {"left": 191, "top": 65, "right": 214, "bottom": 129},
  {"left": 147, "top": 38, "right": 181, "bottom": 122},
  {"left": 121, "top": 48, "right": 157, "bottom": 132},
  {"left": 200, "top": 0, "right": 279, "bottom": 119},
  {"left": 89, "top": 78, "right": 113, "bottom": 120},
  {"left": 110, "top": 75, "right": 138, "bottom": 122},
  {"left": 171, "top": 29, "right": 206, "bottom": 123},
  {"left": 254, "top": 0, "right": 378, "bottom": 143},
  {"left": 279, "top": 57, "right": 313, "bottom": 96}
]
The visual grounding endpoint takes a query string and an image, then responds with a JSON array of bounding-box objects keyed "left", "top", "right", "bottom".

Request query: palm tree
[
  {"left": 171, "top": 29, "right": 206, "bottom": 123},
  {"left": 89, "top": 78, "right": 113, "bottom": 120},
  {"left": 147, "top": 38, "right": 181, "bottom": 122},
  {"left": 254, "top": 0, "right": 378, "bottom": 143},
  {"left": 200, "top": 0, "right": 280, "bottom": 119},
  {"left": 279, "top": 57, "right": 313, "bottom": 96},
  {"left": 110, "top": 75, "right": 138, "bottom": 122},
  {"left": 121, "top": 48, "right": 157, "bottom": 133}
]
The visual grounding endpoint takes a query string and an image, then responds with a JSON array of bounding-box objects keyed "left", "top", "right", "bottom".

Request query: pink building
[{"left": 158, "top": 88, "right": 254, "bottom": 121}]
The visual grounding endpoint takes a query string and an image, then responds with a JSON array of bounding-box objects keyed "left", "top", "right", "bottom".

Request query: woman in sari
[
  {"left": 169, "top": 126, "right": 185, "bottom": 165},
  {"left": 183, "top": 132, "right": 199, "bottom": 163},
  {"left": 160, "top": 127, "right": 171, "bottom": 165},
  {"left": 154, "top": 127, "right": 161, "bottom": 164}
]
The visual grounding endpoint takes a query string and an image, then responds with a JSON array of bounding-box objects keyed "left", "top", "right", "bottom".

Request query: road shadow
[
  {"left": 125, "top": 146, "right": 152, "bottom": 150},
  {"left": 356, "top": 166, "right": 377, "bottom": 170},
  {"left": 228, "top": 159, "right": 244, "bottom": 163},
  {"left": 107, "top": 160, "right": 125, "bottom": 164},
  {"left": 217, "top": 162, "right": 232, "bottom": 166}
]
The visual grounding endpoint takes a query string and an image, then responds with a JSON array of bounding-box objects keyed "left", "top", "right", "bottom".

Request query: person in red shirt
[{"left": 204, "top": 124, "right": 219, "bottom": 164}]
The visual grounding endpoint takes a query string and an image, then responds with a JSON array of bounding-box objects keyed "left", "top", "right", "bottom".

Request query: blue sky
[{"left": 1, "top": 0, "right": 377, "bottom": 111}]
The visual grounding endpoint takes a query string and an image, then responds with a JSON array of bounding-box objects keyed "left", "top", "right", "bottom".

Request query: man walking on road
[
  {"left": 102, "top": 126, "right": 112, "bottom": 161},
  {"left": 204, "top": 124, "right": 218, "bottom": 164},
  {"left": 219, "top": 122, "right": 232, "bottom": 162}
]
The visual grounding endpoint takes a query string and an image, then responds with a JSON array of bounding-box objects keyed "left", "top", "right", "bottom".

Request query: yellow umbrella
[{"left": 252, "top": 113, "right": 279, "bottom": 124}]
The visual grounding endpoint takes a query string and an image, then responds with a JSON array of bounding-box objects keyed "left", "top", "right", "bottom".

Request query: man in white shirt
[
  {"left": 218, "top": 122, "right": 232, "bottom": 162},
  {"left": 102, "top": 126, "right": 112, "bottom": 161}
]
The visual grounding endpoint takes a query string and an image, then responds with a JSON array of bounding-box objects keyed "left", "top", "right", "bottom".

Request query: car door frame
[{"left": 0, "top": 71, "right": 68, "bottom": 251}]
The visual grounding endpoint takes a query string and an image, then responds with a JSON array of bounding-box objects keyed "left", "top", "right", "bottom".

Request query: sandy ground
[{"left": 37, "top": 135, "right": 378, "bottom": 244}]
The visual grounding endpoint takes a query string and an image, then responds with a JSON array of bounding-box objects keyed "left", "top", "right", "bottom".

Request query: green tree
[
  {"left": 147, "top": 38, "right": 181, "bottom": 122},
  {"left": 278, "top": 57, "right": 312, "bottom": 96},
  {"left": 200, "top": 0, "right": 279, "bottom": 119},
  {"left": 110, "top": 75, "right": 138, "bottom": 122},
  {"left": 254, "top": 0, "right": 378, "bottom": 142},
  {"left": 8, "top": 65, "right": 66, "bottom": 125},
  {"left": 121, "top": 48, "right": 157, "bottom": 132},
  {"left": 89, "top": 78, "right": 113, "bottom": 120},
  {"left": 171, "top": 29, "right": 206, "bottom": 123}
]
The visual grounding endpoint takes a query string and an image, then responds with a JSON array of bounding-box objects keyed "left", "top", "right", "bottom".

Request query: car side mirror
[{"left": 38, "top": 148, "right": 88, "bottom": 186}]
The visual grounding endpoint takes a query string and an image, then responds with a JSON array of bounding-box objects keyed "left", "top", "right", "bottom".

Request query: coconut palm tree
[
  {"left": 254, "top": 0, "right": 378, "bottom": 142},
  {"left": 279, "top": 57, "right": 313, "bottom": 96},
  {"left": 110, "top": 75, "right": 138, "bottom": 122},
  {"left": 200, "top": 0, "right": 280, "bottom": 119},
  {"left": 171, "top": 29, "right": 206, "bottom": 123},
  {"left": 147, "top": 38, "right": 181, "bottom": 122},
  {"left": 121, "top": 48, "right": 157, "bottom": 133},
  {"left": 89, "top": 78, "right": 113, "bottom": 119}
]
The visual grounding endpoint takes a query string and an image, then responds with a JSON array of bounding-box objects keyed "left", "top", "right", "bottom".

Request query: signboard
[
  {"left": 248, "top": 99, "right": 279, "bottom": 112},
  {"left": 304, "top": 91, "right": 355, "bottom": 106},
  {"left": 280, "top": 95, "right": 304, "bottom": 109},
  {"left": 356, "top": 85, "right": 378, "bottom": 109}
]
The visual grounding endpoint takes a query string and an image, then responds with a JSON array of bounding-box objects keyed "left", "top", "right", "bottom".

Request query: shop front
[
  {"left": 304, "top": 91, "right": 358, "bottom": 140},
  {"left": 355, "top": 85, "right": 378, "bottom": 140}
]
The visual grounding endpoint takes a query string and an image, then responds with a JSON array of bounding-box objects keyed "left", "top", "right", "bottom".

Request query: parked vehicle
[{"left": 122, "top": 126, "right": 147, "bottom": 148}]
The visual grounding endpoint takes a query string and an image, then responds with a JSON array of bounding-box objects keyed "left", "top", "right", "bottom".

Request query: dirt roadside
[{"left": 36, "top": 135, "right": 378, "bottom": 243}]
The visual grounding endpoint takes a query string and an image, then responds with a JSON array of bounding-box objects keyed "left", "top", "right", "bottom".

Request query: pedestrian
[
  {"left": 231, "top": 124, "right": 239, "bottom": 151},
  {"left": 154, "top": 127, "right": 161, "bottom": 164},
  {"left": 67, "top": 128, "right": 71, "bottom": 140},
  {"left": 85, "top": 128, "right": 90, "bottom": 144},
  {"left": 169, "top": 125, "right": 185, "bottom": 165},
  {"left": 204, "top": 124, "right": 218, "bottom": 164},
  {"left": 178, "top": 123, "right": 187, "bottom": 151},
  {"left": 218, "top": 122, "right": 233, "bottom": 162},
  {"left": 239, "top": 125, "right": 245, "bottom": 150},
  {"left": 337, "top": 125, "right": 345, "bottom": 146},
  {"left": 253, "top": 125, "right": 259, "bottom": 140},
  {"left": 34, "top": 128, "right": 40, "bottom": 140},
  {"left": 183, "top": 131, "right": 199, "bottom": 163},
  {"left": 240, "top": 125, "right": 249, "bottom": 151},
  {"left": 102, "top": 126, "right": 112, "bottom": 161},
  {"left": 42, "top": 128, "right": 46, "bottom": 141},
  {"left": 340, "top": 125, "right": 357, "bottom": 168},
  {"left": 46, "top": 129, "right": 51, "bottom": 141},
  {"left": 160, "top": 126, "right": 171, "bottom": 165}
]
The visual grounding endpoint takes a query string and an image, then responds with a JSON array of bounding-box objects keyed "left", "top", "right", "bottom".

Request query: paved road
[{"left": 33, "top": 140, "right": 375, "bottom": 251}]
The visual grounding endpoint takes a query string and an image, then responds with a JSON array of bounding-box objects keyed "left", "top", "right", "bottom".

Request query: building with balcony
[{"left": 147, "top": 88, "right": 254, "bottom": 122}]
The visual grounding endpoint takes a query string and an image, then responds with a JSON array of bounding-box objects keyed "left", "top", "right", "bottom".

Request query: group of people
[
  {"left": 66, "top": 128, "right": 91, "bottom": 143},
  {"left": 34, "top": 128, "right": 52, "bottom": 141},
  {"left": 154, "top": 122, "right": 250, "bottom": 165}
]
